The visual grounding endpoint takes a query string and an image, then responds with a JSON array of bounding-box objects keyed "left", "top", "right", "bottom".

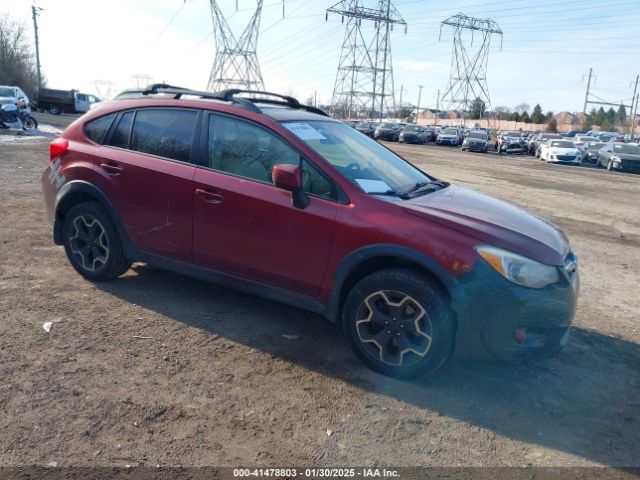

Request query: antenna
[{"left": 327, "top": 0, "right": 406, "bottom": 120}]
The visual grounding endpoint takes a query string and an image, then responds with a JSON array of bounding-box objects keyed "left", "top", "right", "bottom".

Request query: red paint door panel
[
  {"left": 97, "top": 146, "right": 195, "bottom": 262},
  {"left": 192, "top": 169, "right": 337, "bottom": 296}
]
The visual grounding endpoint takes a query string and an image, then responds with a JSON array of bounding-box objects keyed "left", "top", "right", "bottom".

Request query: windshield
[
  {"left": 283, "top": 121, "right": 432, "bottom": 195},
  {"left": 356, "top": 122, "right": 372, "bottom": 128},
  {"left": 380, "top": 123, "right": 396, "bottom": 128},
  {"left": 613, "top": 144, "right": 640, "bottom": 154},
  {"left": 0, "top": 87, "right": 15, "bottom": 97},
  {"left": 443, "top": 128, "right": 458, "bottom": 135},
  {"left": 550, "top": 141, "right": 575, "bottom": 148},
  {"left": 403, "top": 125, "right": 420, "bottom": 132},
  {"left": 467, "top": 132, "right": 488, "bottom": 140}
]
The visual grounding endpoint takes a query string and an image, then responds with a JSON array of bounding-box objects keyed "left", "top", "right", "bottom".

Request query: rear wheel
[
  {"left": 62, "top": 202, "right": 131, "bottom": 281},
  {"left": 342, "top": 268, "right": 454, "bottom": 378},
  {"left": 22, "top": 115, "right": 37, "bottom": 130},
  {"left": 48, "top": 105, "right": 61, "bottom": 115}
]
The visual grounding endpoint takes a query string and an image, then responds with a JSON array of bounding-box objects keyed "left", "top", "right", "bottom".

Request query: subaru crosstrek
[{"left": 42, "top": 85, "right": 579, "bottom": 378}]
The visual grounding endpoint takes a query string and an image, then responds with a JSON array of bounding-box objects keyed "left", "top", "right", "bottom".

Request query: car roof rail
[
  {"left": 114, "top": 85, "right": 329, "bottom": 117},
  {"left": 217, "top": 89, "right": 329, "bottom": 117}
]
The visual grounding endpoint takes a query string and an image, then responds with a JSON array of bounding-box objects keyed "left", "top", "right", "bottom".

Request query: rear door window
[
  {"left": 130, "top": 109, "right": 198, "bottom": 163},
  {"left": 105, "top": 111, "right": 134, "bottom": 149},
  {"left": 84, "top": 113, "right": 116, "bottom": 144}
]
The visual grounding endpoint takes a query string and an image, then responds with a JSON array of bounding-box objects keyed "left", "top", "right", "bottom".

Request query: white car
[
  {"left": 573, "top": 135, "right": 599, "bottom": 149},
  {"left": 436, "top": 127, "right": 461, "bottom": 146},
  {"left": 539, "top": 139, "right": 582, "bottom": 164}
]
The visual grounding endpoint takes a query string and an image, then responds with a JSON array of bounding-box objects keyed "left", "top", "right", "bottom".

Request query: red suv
[{"left": 42, "top": 85, "right": 579, "bottom": 378}]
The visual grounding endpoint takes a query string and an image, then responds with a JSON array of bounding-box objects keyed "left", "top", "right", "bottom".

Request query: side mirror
[
  {"left": 272, "top": 164, "right": 301, "bottom": 191},
  {"left": 272, "top": 164, "right": 309, "bottom": 209}
]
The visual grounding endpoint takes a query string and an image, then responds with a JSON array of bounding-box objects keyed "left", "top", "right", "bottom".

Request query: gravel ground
[{"left": 0, "top": 117, "right": 638, "bottom": 469}]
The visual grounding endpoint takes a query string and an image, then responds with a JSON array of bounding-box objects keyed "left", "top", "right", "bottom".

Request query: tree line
[{"left": 0, "top": 14, "right": 43, "bottom": 100}]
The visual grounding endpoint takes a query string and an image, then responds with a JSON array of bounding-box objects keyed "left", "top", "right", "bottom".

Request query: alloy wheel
[
  {"left": 355, "top": 290, "right": 433, "bottom": 367},
  {"left": 69, "top": 214, "right": 110, "bottom": 271}
]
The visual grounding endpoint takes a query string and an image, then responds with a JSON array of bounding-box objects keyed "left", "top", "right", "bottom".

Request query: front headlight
[{"left": 475, "top": 246, "right": 560, "bottom": 289}]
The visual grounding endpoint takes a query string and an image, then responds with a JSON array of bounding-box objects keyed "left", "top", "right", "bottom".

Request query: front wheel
[
  {"left": 62, "top": 202, "right": 131, "bottom": 281},
  {"left": 48, "top": 105, "right": 61, "bottom": 115},
  {"left": 342, "top": 268, "right": 454, "bottom": 378}
]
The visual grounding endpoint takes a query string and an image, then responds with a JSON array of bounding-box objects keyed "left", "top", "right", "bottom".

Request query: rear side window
[
  {"left": 130, "top": 109, "right": 198, "bottom": 163},
  {"left": 105, "top": 111, "right": 133, "bottom": 149},
  {"left": 85, "top": 113, "right": 116, "bottom": 144}
]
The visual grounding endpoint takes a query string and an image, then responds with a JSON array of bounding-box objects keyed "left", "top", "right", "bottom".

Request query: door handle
[
  {"left": 195, "top": 188, "right": 224, "bottom": 204},
  {"left": 100, "top": 163, "right": 123, "bottom": 175}
]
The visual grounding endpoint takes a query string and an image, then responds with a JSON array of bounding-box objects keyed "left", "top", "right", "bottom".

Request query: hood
[
  {"left": 0, "top": 97, "right": 17, "bottom": 105},
  {"left": 401, "top": 185, "right": 570, "bottom": 266}
]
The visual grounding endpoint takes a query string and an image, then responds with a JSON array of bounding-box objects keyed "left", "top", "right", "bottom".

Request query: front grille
[{"left": 557, "top": 155, "right": 577, "bottom": 161}]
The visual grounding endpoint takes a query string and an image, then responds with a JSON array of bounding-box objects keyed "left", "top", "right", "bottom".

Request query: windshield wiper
[
  {"left": 368, "top": 189, "right": 411, "bottom": 200},
  {"left": 403, "top": 180, "right": 449, "bottom": 197}
]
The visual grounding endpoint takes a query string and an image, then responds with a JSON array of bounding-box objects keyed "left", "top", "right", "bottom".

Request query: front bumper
[
  {"left": 375, "top": 131, "right": 397, "bottom": 140},
  {"left": 611, "top": 160, "right": 640, "bottom": 173},
  {"left": 465, "top": 143, "right": 488, "bottom": 152},
  {"left": 437, "top": 137, "right": 457, "bottom": 145},
  {"left": 450, "top": 260, "right": 579, "bottom": 363}
]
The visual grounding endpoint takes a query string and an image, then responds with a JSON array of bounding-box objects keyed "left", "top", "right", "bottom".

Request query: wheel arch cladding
[
  {"left": 53, "top": 181, "right": 134, "bottom": 256},
  {"left": 326, "top": 244, "right": 458, "bottom": 325}
]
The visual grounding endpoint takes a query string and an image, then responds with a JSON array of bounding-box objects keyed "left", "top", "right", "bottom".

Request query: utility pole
[
  {"left": 630, "top": 75, "right": 639, "bottom": 137},
  {"left": 582, "top": 68, "right": 593, "bottom": 115},
  {"left": 631, "top": 93, "right": 639, "bottom": 140},
  {"left": 31, "top": 4, "right": 43, "bottom": 90},
  {"left": 436, "top": 89, "right": 440, "bottom": 111},
  {"left": 416, "top": 85, "right": 423, "bottom": 124},
  {"left": 314, "top": 90, "right": 317, "bottom": 108},
  {"left": 399, "top": 85, "right": 403, "bottom": 107}
]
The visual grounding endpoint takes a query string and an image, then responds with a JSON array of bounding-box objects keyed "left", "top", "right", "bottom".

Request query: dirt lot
[{"left": 1, "top": 115, "right": 639, "bottom": 469}]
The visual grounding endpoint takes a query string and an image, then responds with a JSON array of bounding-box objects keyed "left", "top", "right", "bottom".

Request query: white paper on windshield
[
  {"left": 283, "top": 122, "right": 326, "bottom": 140},
  {"left": 355, "top": 179, "right": 391, "bottom": 193}
]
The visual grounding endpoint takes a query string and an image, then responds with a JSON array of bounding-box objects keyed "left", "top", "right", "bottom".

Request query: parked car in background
[
  {"left": 374, "top": 122, "right": 402, "bottom": 141},
  {"left": 595, "top": 132, "right": 618, "bottom": 143},
  {"left": 581, "top": 142, "right": 606, "bottom": 164},
  {"left": 343, "top": 120, "right": 358, "bottom": 128},
  {"left": 399, "top": 124, "right": 427, "bottom": 144},
  {"left": 422, "top": 127, "right": 437, "bottom": 142},
  {"left": 0, "top": 85, "right": 30, "bottom": 108},
  {"left": 36, "top": 88, "right": 101, "bottom": 115},
  {"left": 461, "top": 130, "right": 489, "bottom": 152},
  {"left": 436, "top": 127, "right": 461, "bottom": 146},
  {"left": 539, "top": 139, "right": 582, "bottom": 164},
  {"left": 498, "top": 132, "right": 527, "bottom": 154},
  {"left": 531, "top": 133, "right": 563, "bottom": 157},
  {"left": 563, "top": 130, "right": 588, "bottom": 138},
  {"left": 573, "top": 135, "right": 599, "bottom": 149},
  {"left": 42, "top": 84, "right": 579, "bottom": 378},
  {"left": 355, "top": 122, "right": 377, "bottom": 138},
  {"left": 596, "top": 142, "right": 640, "bottom": 172}
]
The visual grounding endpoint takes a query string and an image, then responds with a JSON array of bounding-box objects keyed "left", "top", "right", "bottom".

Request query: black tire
[
  {"left": 48, "top": 105, "right": 61, "bottom": 115},
  {"left": 22, "top": 115, "right": 37, "bottom": 130},
  {"left": 342, "top": 268, "right": 454, "bottom": 378},
  {"left": 62, "top": 202, "right": 131, "bottom": 281}
]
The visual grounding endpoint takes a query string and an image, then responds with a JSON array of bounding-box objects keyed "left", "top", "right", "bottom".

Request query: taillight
[{"left": 49, "top": 138, "right": 69, "bottom": 162}]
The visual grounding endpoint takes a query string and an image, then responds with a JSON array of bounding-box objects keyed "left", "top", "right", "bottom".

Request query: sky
[{"left": 2, "top": 0, "right": 639, "bottom": 114}]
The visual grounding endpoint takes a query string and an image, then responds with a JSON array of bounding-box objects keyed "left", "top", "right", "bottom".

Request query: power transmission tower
[
  {"left": 327, "top": 0, "right": 407, "bottom": 120},
  {"left": 439, "top": 13, "right": 502, "bottom": 126},
  {"left": 207, "top": 1, "right": 265, "bottom": 92},
  {"left": 92, "top": 80, "right": 117, "bottom": 100}
]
